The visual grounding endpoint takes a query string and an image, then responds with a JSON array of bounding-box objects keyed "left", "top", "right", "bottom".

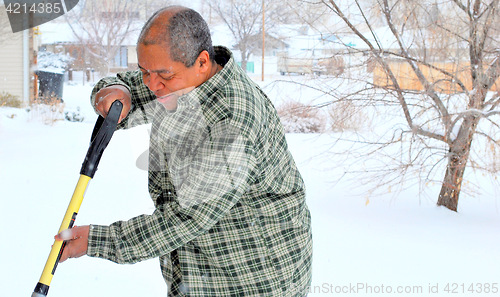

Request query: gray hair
[{"left": 138, "top": 6, "right": 215, "bottom": 67}]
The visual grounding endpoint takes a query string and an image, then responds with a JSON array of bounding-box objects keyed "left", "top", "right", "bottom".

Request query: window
[{"left": 113, "top": 46, "right": 128, "bottom": 68}]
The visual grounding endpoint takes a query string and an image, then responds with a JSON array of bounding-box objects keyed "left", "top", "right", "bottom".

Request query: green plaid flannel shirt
[{"left": 87, "top": 46, "right": 312, "bottom": 296}]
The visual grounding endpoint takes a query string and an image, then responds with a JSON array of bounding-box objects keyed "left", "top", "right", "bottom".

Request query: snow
[
  {"left": 1, "top": 80, "right": 499, "bottom": 297},
  {"left": 38, "top": 18, "right": 144, "bottom": 47},
  {"left": 57, "top": 228, "right": 74, "bottom": 241},
  {"left": 38, "top": 22, "right": 78, "bottom": 45},
  {"left": 37, "top": 51, "right": 73, "bottom": 74}
]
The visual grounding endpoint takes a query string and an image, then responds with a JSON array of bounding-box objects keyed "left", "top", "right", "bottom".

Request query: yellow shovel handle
[
  {"left": 33, "top": 174, "right": 91, "bottom": 296},
  {"left": 32, "top": 100, "right": 122, "bottom": 297}
]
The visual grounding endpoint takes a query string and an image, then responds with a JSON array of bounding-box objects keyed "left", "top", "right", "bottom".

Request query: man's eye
[{"left": 159, "top": 73, "right": 173, "bottom": 80}]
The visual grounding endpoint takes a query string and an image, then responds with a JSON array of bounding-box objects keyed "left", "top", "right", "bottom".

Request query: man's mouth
[{"left": 156, "top": 94, "right": 174, "bottom": 103}]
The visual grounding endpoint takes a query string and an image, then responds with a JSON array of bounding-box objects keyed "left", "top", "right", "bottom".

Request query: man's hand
[
  {"left": 94, "top": 85, "right": 132, "bottom": 123},
  {"left": 55, "top": 225, "right": 90, "bottom": 263}
]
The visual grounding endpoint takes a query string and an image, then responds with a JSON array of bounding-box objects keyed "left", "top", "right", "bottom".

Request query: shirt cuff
[{"left": 86, "top": 224, "right": 117, "bottom": 261}]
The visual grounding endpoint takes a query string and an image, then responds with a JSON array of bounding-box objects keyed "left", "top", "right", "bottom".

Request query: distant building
[{"left": 0, "top": 5, "right": 37, "bottom": 103}]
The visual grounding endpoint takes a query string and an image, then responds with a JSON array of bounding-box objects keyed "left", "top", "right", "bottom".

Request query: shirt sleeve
[
  {"left": 86, "top": 118, "right": 259, "bottom": 264},
  {"left": 90, "top": 70, "right": 158, "bottom": 129}
]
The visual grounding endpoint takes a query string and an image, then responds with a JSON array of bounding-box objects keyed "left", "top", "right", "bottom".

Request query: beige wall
[
  {"left": 0, "top": 33, "right": 25, "bottom": 102},
  {"left": 0, "top": 5, "right": 37, "bottom": 104},
  {"left": 0, "top": 5, "right": 29, "bottom": 103}
]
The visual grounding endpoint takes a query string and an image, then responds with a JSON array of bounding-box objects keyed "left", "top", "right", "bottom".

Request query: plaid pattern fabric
[{"left": 87, "top": 46, "right": 312, "bottom": 296}]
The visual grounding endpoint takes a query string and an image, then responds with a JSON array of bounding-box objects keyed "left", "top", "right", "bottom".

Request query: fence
[{"left": 373, "top": 61, "right": 500, "bottom": 94}]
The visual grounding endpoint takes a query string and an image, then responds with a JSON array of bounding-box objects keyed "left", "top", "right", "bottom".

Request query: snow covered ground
[{"left": 1, "top": 82, "right": 499, "bottom": 297}]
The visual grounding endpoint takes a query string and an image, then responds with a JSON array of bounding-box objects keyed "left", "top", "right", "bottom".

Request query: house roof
[
  {"left": 37, "top": 18, "right": 412, "bottom": 56},
  {"left": 39, "top": 20, "right": 143, "bottom": 46},
  {"left": 39, "top": 22, "right": 78, "bottom": 44}
]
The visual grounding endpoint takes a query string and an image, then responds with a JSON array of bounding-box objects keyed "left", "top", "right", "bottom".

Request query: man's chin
[
  {"left": 157, "top": 94, "right": 173, "bottom": 103},
  {"left": 157, "top": 94, "right": 178, "bottom": 111}
]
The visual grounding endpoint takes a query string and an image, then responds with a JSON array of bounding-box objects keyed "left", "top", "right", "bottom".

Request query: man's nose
[{"left": 144, "top": 73, "right": 165, "bottom": 93}]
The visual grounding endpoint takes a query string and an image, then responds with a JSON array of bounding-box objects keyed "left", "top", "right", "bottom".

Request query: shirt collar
[{"left": 177, "top": 46, "right": 236, "bottom": 125}]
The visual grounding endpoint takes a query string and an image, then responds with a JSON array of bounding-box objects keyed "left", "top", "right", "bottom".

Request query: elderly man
[{"left": 57, "top": 6, "right": 312, "bottom": 296}]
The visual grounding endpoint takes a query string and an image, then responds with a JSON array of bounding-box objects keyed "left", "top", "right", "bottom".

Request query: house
[
  {"left": 38, "top": 21, "right": 140, "bottom": 76},
  {"left": 273, "top": 25, "right": 350, "bottom": 76},
  {"left": 37, "top": 0, "right": 159, "bottom": 76},
  {"left": 233, "top": 32, "right": 288, "bottom": 57},
  {"left": 0, "top": 4, "right": 37, "bottom": 104}
]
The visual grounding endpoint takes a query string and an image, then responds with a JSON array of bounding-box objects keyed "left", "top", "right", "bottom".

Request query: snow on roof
[
  {"left": 362, "top": 26, "right": 399, "bottom": 49},
  {"left": 38, "top": 21, "right": 234, "bottom": 50},
  {"left": 36, "top": 18, "right": 411, "bottom": 55},
  {"left": 39, "top": 22, "right": 78, "bottom": 44},
  {"left": 39, "top": 20, "right": 143, "bottom": 46},
  {"left": 360, "top": 26, "right": 424, "bottom": 50},
  {"left": 284, "top": 26, "right": 411, "bottom": 53},
  {"left": 271, "top": 24, "right": 368, "bottom": 56}
]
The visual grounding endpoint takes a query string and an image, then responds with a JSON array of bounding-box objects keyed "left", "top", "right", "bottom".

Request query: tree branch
[
  {"left": 381, "top": 0, "right": 451, "bottom": 127},
  {"left": 451, "top": 0, "right": 469, "bottom": 14}
]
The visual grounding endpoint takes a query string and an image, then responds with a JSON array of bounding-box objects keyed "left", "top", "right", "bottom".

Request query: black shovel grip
[{"left": 80, "top": 100, "right": 123, "bottom": 178}]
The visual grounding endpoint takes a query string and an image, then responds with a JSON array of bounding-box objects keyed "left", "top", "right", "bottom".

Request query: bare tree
[
  {"left": 208, "top": 0, "right": 263, "bottom": 72},
  {"left": 297, "top": 0, "right": 499, "bottom": 211},
  {"left": 64, "top": 0, "right": 168, "bottom": 75},
  {"left": 209, "top": 0, "right": 292, "bottom": 72}
]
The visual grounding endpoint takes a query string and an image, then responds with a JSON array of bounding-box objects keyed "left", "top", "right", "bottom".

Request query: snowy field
[{"left": 1, "top": 81, "right": 499, "bottom": 297}]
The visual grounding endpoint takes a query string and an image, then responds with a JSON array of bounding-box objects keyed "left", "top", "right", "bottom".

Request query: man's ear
[{"left": 197, "top": 50, "right": 210, "bottom": 72}]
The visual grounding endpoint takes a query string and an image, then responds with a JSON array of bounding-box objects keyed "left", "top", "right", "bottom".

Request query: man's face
[{"left": 137, "top": 43, "right": 199, "bottom": 110}]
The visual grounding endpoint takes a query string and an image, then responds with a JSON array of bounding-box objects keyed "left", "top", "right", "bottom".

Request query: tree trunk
[
  {"left": 437, "top": 149, "right": 469, "bottom": 212},
  {"left": 437, "top": 117, "right": 479, "bottom": 211},
  {"left": 240, "top": 51, "right": 248, "bottom": 73}
]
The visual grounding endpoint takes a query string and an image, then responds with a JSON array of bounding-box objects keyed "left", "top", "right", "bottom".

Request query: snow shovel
[{"left": 32, "top": 100, "right": 123, "bottom": 297}]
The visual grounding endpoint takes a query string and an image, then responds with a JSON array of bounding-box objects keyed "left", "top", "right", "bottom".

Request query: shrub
[
  {"left": 28, "top": 96, "right": 65, "bottom": 125},
  {"left": 277, "top": 101, "right": 325, "bottom": 133},
  {"left": 0, "top": 92, "right": 23, "bottom": 108},
  {"left": 328, "top": 100, "right": 369, "bottom": 132},
  {"left": 65, "top": 107, "right": 85, "bottom": 122}
]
